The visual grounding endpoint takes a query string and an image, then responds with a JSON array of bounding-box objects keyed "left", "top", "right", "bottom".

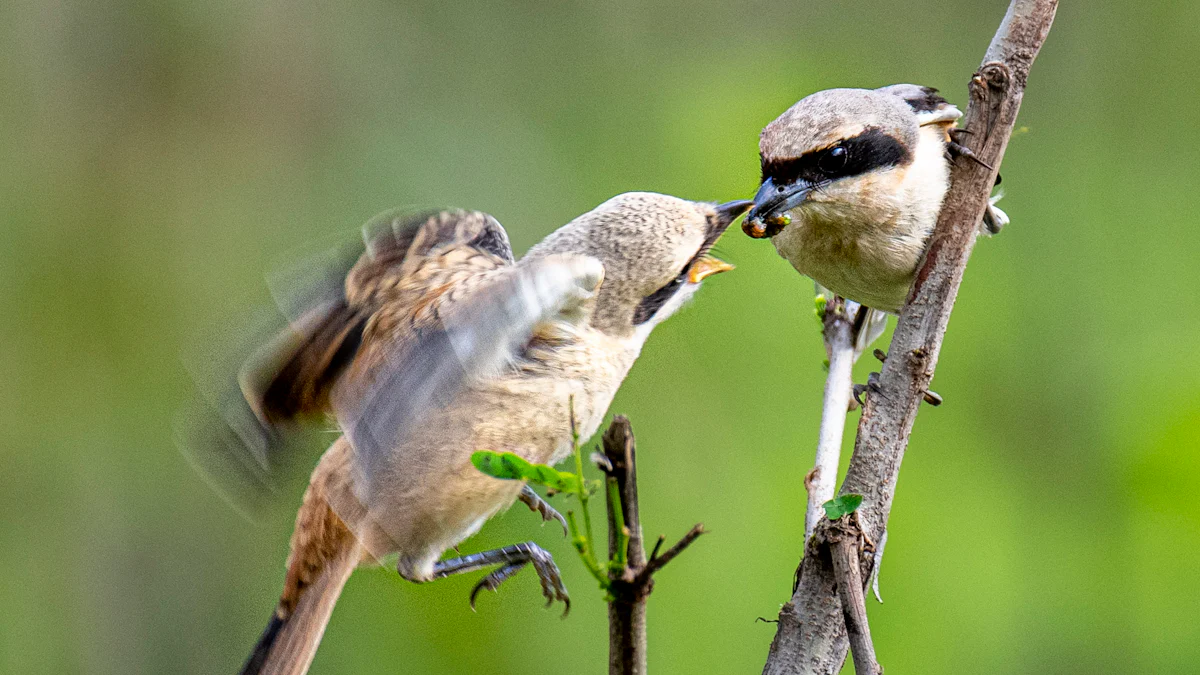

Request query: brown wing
[
  {"left": 246, "top": 209, "right": 604, "bottom": 552},
  {"left": 242, "top": 209, "right": 516, "bottom": 425},
  {"left": 177, "top": 209, "right": 517, "bottom": 515}
]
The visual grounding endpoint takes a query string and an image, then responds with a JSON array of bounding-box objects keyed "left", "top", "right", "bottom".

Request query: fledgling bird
[
  {"left": 204, "top": 193, "right": 750, "bottom": 675},
  {"left": 743, "top": 84, "right": 1006, "bottom": 313}
]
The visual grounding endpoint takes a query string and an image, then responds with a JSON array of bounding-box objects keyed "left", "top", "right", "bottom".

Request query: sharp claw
[
  {"left": 527, "top": 549, "right": 570, "bottom": 614},
  {"left": 946, "top": 140, "right": 995, "bottom": 171},
  {"left": 590, "top": 451, "right": 613, "bottom": 472},
  {"left": 432, "top": 541, "right": 570, "bottom": 614},
  {"left": 467, "top": 561, "right": 526, "bottom": 610},
  {"left": 469, "top": 583, "right": 486, "bottom": 611},
  {"left": 519, "top": 486, "right": 570, "bottom": 537},
  {"left": 852, "top": 373, "right": 883, "bottom": 407}
]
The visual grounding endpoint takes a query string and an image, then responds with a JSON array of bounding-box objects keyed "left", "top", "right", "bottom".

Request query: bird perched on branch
[
  {"left": 743, "top": 84, "right": 1006, "bottom": 313},
  {"left": 188, "top": 193, "right": 749, "bottom": 675}
]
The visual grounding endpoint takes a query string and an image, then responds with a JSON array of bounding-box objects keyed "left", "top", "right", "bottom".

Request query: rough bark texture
[
  {"left": 761, "top": 2, "right": 1058, "bottom": 673},
  {"left": 602, "top": 416, "right": 705, "bottom": 675},
  {"left": 604, "top": 418, "right": 648, "bottom": 675},
  {"left": 826, "top": 520, "right": 880, "bottom": 675}
]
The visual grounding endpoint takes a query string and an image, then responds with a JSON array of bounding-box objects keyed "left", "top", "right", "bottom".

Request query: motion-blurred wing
[
  {"left": 337, "top": 253, "right": 604, "bottom": 514},
  {"left": 244, "top": 208, "right": 516, "bottom": 424},
  {"left": 178, "top": 304, "right": 329, "bottom": 517},
  {"left": 876, "top": 84, "right": 963, "bottom": 127},
  {"left": 179, "top": 207, "right": 518, "bottom": 515}
]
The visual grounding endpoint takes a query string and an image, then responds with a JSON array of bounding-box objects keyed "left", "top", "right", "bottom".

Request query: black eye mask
[{"left": 760, "top": 127, "right": 912, "bottom": 188}]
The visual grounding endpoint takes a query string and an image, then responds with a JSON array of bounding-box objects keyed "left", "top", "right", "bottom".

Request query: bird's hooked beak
[
  {"left": 690, "top": 199, "right": 752, "bottom": 283},
  {"left": 743, "top": 177, "right": 816, "bottom": 239}
]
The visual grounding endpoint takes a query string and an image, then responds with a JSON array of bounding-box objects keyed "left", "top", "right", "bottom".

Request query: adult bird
[{"left": 744, "top": 84, "right": 1006, "bottom": 313}]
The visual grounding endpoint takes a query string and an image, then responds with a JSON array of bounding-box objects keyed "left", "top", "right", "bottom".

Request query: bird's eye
[{"left": 819, "top": 146, "right": 848, "bottom": 174}]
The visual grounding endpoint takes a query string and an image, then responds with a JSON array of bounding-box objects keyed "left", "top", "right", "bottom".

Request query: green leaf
[
  {"left": 470, "top": 450, "right": 581, "bottom": 493},
  {"left": 822, "top": 494, "right": 864, "bottom": 520},
  {"left": 528, "top": 462, "right": 582, "bottom": 493},
  {"left": 471, "top": 450, "right": 532, "bottom": 480}
]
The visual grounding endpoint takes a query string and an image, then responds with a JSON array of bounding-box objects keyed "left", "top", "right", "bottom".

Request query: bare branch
[
  {"left": 602, "top": 416, "right": 705, "bottom": 675},
  {"left": 603, "top": 417, "right": 648, "bottom": 675},
  {"left": 806, "top": 297, "right": 856, "bottom": 541},
  {"left": 641, "top": 523, "right": 706, "bottom": 580},
  {"left": 762, "top": 2, "right": 1058, "bottom": 672},
  {"left": 824, "top": 521, "right": 881, "bottom": 675},
  {"left": 648, "top": 534, "right": 666, "bottom": 563}
]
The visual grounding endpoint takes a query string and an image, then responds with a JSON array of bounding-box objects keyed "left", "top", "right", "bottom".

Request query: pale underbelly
[
  {"left": 773, "top": 226, "right": 923, "bottom": 313},
  {"left": 349, "top": 375, "right": 615, "bottom": 579}
]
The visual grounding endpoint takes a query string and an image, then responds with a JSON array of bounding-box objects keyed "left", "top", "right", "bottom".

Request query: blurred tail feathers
[
  {"left": 239, "top": 548, "right": 357, "bottom": 675},
  {"left": 239, "top": 610, "right": 286, "bottom": 675},
  {"left": 241, "top": 458, "right": 359, "bottom": 675}
]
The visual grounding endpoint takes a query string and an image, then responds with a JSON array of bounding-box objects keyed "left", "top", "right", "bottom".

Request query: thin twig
[
  {"left": 568, "top": 397, "right": 608, "bottom": 586},
  {"left": 806, "top": 297, "right": 857, "bottom": 541},
  {"left": 607, "top": 477, "right": 630, "bottom": 570},
  {"left": 647, "top": 535, "right": 666, "bottom": 563},
  {"left": 603, "top": 417, "right": 645, "bottom": 570},
  {"left": 762, "top": 2, "right": 1058, "bottom": 673},
  {"left": 640, "top": 524, "right": 706, "bottom": 580},
  {"left": 570, "top": 398, "right": 599, "bottom": 573}
]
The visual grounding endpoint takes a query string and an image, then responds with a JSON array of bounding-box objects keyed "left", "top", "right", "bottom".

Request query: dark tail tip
[{"left": 239, "top": 609, "right": 287, "bottom": 675}]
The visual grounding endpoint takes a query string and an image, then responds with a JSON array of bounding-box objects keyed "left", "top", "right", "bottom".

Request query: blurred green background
[{"left": 3, "top": 0, "right": 1199, "bottom": 673}]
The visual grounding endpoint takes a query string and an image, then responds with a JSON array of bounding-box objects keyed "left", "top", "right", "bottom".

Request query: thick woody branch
[
  {"left": 762, "top": 2, "right": 1057, "bottom": 673},
  {"left": 602, "top": 416, "right": 705, "bottom": 675}
]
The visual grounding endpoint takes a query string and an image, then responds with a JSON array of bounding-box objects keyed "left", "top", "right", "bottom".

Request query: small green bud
[{"left": 822, "top": 494, "right": 864, "bottom": 520}]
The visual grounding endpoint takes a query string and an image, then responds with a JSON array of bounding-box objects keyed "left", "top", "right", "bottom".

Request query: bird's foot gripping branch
[
  {"left": 761, "top": 2, "right": 1058, "bottom": 673},
  {"left": 473, "top": 404, "right": 705, "bottom": 675}
]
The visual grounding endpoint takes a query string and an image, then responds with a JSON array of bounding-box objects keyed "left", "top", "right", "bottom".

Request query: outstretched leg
[
  {"left": 518, "top": 485, "right": 569, "bottom": 535},
  {"left": 425, "top": 542, "right": 570, "bottom": 615}
]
